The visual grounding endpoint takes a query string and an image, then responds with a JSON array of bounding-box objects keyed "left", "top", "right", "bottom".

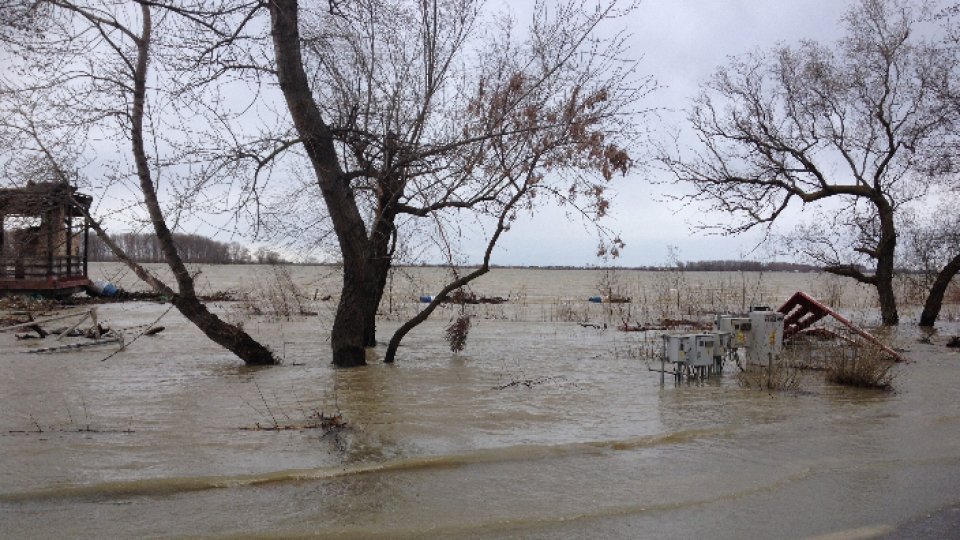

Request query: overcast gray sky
[
  {"left": 69, "top": 0, "right": 922, "bottom": 267},
  {"left": 488, "top": 0, "right": 855, "bottom": 267}
]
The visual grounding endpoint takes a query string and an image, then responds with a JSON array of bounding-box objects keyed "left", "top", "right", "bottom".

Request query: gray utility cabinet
[
  {"left": 716, "top": 315, "right": 753, "bottom": 348},
  {"left": 746, "top": 310, "right": 784, "bottom": 365},
  {"left": 662, "top": 334, "right": 694, "bottom": 365},
  {"left": 690, "top": 333, "right": 718, "bottom": 367}
]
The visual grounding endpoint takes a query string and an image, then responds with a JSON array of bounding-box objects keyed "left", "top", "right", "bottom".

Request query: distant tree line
[
  {"left": 662, "top": 260, "right": 824, "bottom": 273},
  {"left": 87, "top": 232, "right": 284, "bottom": 264},
  {"left": 472, "top": 260, "right": 829, "bottom": 272}
]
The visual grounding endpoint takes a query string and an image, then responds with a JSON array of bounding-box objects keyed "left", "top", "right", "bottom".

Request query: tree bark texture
[{"left": 873, "top": 199, "right": 899, "bottom": 326}]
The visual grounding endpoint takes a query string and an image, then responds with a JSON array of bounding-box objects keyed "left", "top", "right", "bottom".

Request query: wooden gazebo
[{"left": 0, "top": 182, "right": 92, "bottom": 295}]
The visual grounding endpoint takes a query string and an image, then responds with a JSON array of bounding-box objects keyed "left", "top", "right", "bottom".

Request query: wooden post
[
  {"left": 83, "top": 216, "right": 89, "bottom": 278},
  {"left": 0, "top": 215, "right": 5, "bottom": 277},
  {"left": 45, "top": 209, "right": 54, "bottom": 278},
  {"left": 767, "top": 353, "right": 773, "bottom": 390},
  {"left": 55, "top": 310, "right": 92, "bottom": 341},
  {"left": 65, "top": 214, "right": 73, "bottom": 276}
]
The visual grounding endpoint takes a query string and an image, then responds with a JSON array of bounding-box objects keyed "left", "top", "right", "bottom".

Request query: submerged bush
[
  {"left": 826, "top": 346, "right": 896, "bottom": 390},
  {"left": 736, "top": 361, "right": 802, "bottom": 392},
  {"left": 551, "top": 301, "right": 588, "bottom": 323},
  {"left": 234, "top": 265, "right": 315, "bottom": 321}
]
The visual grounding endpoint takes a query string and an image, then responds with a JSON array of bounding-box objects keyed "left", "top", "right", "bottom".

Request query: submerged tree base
[{"left": 332, "top": 347, "right": 366, "bottom": 368}]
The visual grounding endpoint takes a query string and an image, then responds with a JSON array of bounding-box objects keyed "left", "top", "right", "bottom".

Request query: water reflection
[{"left": 333, "top": 363, "right": 402, "bottom": 465}]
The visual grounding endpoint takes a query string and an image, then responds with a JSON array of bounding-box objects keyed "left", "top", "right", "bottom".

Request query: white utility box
[
  {"left": 747, "top": 310, "right": 784, "bottom": 365},
  {"left": 662, "top": 334, "right": 694, "bottom": 365},
  {"left": 717, "top": 316, "right": 752, "bottom": 347},
  {"left": 690, "top": 334, "right": 717, "bottom": 367}
]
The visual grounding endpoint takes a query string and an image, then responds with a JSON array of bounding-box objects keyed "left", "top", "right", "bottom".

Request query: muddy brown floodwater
[{"left": 1, "top": 264, "right": 959, "bottom": 539}]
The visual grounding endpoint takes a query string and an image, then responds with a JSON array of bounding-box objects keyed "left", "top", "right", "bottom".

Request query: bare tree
[
  {"left": 903, "top": 4, "right": 960, "bottom": 327},
  {"left": 899, "top": 201, "right": 960, "bottom": 326},
  {"left": 263, "top": 0, "right": 646, "bottom": 365},
  {"left": 2, "top": 0, "right": 646, "bottom": 367},
  {"left": 662, "top": 0, "right": 952, "bottom": 325},
  {"left": 0, "top": 1, "right": 277, "bottom": 364}
]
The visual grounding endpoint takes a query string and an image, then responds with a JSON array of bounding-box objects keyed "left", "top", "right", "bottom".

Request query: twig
[
  {"left": 100, "top": 304, "right": 175, "bottom": 362},
  {"left": 254, "top": 380, "right": 278, "bottom": 428}
]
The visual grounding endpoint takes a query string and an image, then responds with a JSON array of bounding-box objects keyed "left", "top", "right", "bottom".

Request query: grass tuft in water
[
  {"left": 826, "top": 346, "right": 896, "bottom": 390},
  {"left": 736, "top": 361, "right": 802, "bottom": 392}
]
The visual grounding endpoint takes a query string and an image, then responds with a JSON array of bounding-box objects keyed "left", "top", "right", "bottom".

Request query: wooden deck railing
[{"left": 0, "top": 256, "right": 85, "bottom": 279}]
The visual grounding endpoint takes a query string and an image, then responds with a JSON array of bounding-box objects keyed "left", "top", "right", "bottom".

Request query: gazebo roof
[{"left": 0, "top": 182, "right": 92, "bottom": 218}]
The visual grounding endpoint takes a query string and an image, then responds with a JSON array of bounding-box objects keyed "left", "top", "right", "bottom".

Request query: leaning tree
[
  {"left": 662, "top": 0, "right": 953, "bottom": 325},
  {"left": 0, "top": 0, "right": 277, "bottom": 364}
]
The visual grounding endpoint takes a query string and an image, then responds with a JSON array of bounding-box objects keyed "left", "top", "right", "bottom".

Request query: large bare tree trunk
[
  {"left": 875, "top": 273, "right": 899, "bottom": 325},
  {"left": 331, "top": 259, "right": 371, "bottom": 366},
  {"left": 822, "top": 201, "right": 899, "bottom": 325},
  {"left": 269, "top": 0, "right": 380, "bottom": 366},
  {"left": 919, "top": 253, "right": 960, "bottom": 327},
  {"left": 364, "top": 258, "right": 391, "bottom": 346},
  {"left": 874, "top": 201, "right": 899, "bottom": 325}
]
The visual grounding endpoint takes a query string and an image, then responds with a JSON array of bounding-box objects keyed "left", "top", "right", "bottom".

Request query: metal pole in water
[{"left": 767, "top": 353, "right": 773, "bottom": 389}]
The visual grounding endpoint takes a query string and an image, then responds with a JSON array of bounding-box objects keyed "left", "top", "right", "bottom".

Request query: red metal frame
[{"left": 778, "top": 291, "right": 902, "bottom": 361}]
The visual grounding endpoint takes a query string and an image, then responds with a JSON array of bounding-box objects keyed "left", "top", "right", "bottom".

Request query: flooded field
[{"left": 2, "top": 264, "right": 960, "bottom": 538}]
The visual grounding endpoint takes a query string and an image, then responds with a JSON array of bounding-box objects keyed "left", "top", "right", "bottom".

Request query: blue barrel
[
  {"left": 419, "top": 295, "right": 434, "bottom": 303},
  {"left": 89, "top": 280, "right": 120, "bottom": 297},
  {"left": 588, "top": 296, "right": 603, "bottom": 303}
]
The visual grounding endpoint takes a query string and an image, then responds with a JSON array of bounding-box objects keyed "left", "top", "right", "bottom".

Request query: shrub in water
[
  {"left": 736, "top": 361, "right": 802, "bottom": 392},
  {"left": 826, "top": 346, "right": 896, "bottom": 390}
]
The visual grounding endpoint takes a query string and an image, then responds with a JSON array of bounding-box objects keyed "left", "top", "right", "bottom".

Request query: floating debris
[
  {"left": 494, "top": 375, "right": 567, "bottom": 390},
  {"left": 588, "top": 295, "right": 630, "bottom": 304},
  {"left": 618, "top": 318, "right": 714, "bottom": 333},
  {"left": 24, "top": 335, "right": 122, "bottom": 354},
  {"left": 240, "top": 412, "right": 346, "bottom": 432}
]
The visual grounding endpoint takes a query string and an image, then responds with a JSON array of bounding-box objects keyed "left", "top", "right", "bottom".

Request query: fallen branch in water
[
  {"left": 239, "top": 412, "right": 346, "bottom": 432},
  {"left": 578, "top": 322, "right": 607, "bottom": 330},
  {"left": 494, "top": 375, "right": 567, "bottom": 390},
  {"left": 100, "top": 304, "right": 175, "bottom": 362}
]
